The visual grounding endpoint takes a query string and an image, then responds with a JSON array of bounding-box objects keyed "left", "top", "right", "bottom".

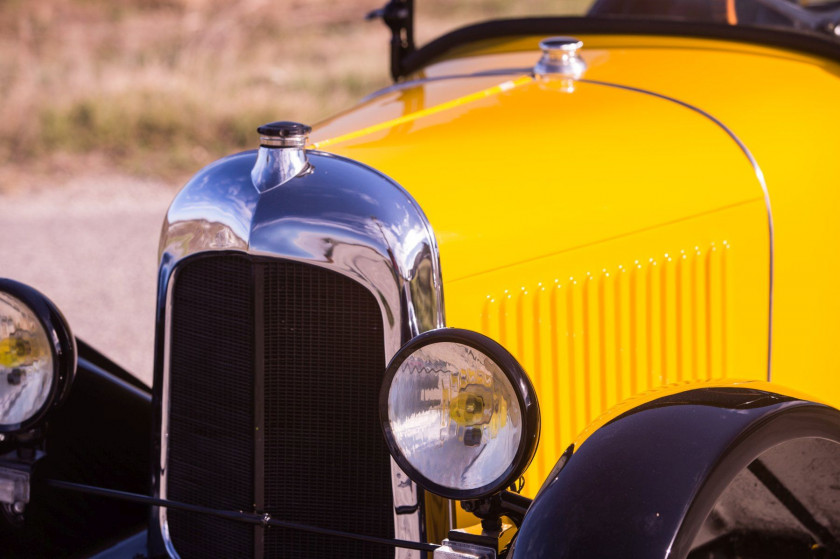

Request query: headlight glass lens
[
  {"left": 0, "top": 293, "right": 53, "bottom": 426},
  {"left": 388, "top": 341, "right": 522, "bottom": 491}
]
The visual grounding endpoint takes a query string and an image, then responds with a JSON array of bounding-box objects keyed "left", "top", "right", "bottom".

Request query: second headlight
[{"left": 380, "top": 328, "right": 539, "bottom": 500}]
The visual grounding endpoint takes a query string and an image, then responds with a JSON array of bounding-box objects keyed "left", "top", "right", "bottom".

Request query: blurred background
[
  {"left": 0, "top": 0, "right": 570, "bottom": 384},
  {"left": 0, "top": 0, "right": 570, "bottom": 185}
]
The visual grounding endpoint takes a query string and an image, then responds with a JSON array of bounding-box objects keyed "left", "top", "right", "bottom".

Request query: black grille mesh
[
  {"left": 166, "top": 254, "right": 394, "bottom": 558},
  {"left": 263, "top": 259, "right": 394, "bottom": 558},
  {"left": 168, "top": 255, "right": 254, "bottom": 558}
]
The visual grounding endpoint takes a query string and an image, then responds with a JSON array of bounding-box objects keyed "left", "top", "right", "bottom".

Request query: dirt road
[{"left": 0, "top": 175, "right": 177, "bottom": 386}]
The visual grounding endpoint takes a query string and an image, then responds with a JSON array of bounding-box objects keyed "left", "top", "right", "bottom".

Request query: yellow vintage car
[{"left": 1, "top": 0, "right": 840, "bottom": 557}]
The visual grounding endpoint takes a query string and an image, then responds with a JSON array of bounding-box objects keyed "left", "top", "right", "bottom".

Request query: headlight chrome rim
[
  {"left": 380, "top": 328, "right": 540, "bottom": 500},
  {"left": 0, "top": 279, "right": 76, "bottom": 434}
]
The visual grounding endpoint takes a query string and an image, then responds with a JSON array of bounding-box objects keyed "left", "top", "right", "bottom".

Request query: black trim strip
[
  {"left": 45, "top": 480, "right": 440, "bottom": 553},
  {"left": 400, "top": 17, "right": 840, "bottom": 78},
  {"left": 395, "top": 504, "right": 420, "bottom": 515},
  {"left": 77, "top": 338, "right": 151, "bottom": 392},
  {"left": 253, "top": 264, "right": 265, "bottom": 559},
  {"left": 78, "top": 356, "right": 152, "bottom": 405}
]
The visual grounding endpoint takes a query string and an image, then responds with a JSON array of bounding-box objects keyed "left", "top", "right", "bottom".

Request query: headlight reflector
[
  {"left": 381, "top": 329, "right": 539, "bottom": 500},
  {"left": 0, "top": 293, "right": 54, "bottom": 426},
  {"left": 0, "top": 280, "right": 75, "bottom": 433}
]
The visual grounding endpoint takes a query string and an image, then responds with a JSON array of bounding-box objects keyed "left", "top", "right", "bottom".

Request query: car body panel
[
  {"left": 577, "top": 36, "right": 840, "bottom": 408},
  {"left": 314, "top": 34, "right": 840, "bottom": 413},
  {"left": 447, "top": 201, "right": 770, "bottom": 498},
  {"left": 312, "top": 38, "right": 784, "bottom": 500},
  {"left": 313, "top": 77, "right": 765, "bottom": 288}
]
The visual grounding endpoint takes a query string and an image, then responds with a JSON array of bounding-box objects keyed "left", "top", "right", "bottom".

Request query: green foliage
[
  {"left": 1, "top": 0, "right": 589, "bottom": 183},
  {"left": 37, "top": 91, "right": 283, "bottom": 177}
]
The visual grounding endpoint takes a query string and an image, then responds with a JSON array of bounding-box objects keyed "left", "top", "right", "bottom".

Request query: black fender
[
  {"left": 1, "top": 339, "right": 151, "bottom": 557},
  {"left": 511, "top": 386, "right": 840, "bottom": 559}
]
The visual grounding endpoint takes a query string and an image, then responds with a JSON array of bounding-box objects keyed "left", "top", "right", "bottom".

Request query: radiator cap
[{"left": 251, "top": 121, "right": 311, "bottom": 192}]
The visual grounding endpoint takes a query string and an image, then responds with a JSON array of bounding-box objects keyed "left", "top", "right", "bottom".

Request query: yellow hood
[{"left": 312, "top": 58, "right": 763, "bottom": 283}]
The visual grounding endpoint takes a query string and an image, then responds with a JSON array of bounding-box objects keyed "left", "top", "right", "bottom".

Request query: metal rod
[{"left": 44, "top": 479, "right": 440, "bottom": 553}]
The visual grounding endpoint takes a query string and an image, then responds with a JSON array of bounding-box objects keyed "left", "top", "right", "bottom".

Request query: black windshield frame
[{"left": 391, "top": 15, "right": 840, "bottom": 80}]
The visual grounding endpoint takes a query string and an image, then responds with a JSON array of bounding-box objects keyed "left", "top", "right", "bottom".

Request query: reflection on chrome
[
  {"left": 158, "top": 148, "right": 444, "bottom": 557},
  {"left": 534, "top": 36, "right": 587, "bottom": 79},
  {"left": 0, "top": 293, "right": 53, "bottom": 426},
  {"left": 250, "top": 142, "right": 310, "bottom": 193},
  {"left": 389, "top": 341, "right": 522, "bottom": 491}
]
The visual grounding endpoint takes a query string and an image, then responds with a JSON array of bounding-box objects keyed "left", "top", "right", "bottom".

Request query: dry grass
[{"left": 0, "top": 0, "right": 581, "bottom": 189}]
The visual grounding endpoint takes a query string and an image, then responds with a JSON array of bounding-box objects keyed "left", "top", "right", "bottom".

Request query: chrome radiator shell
[{"left": 153, "top": 149, "right": 445, "bottom": 558}]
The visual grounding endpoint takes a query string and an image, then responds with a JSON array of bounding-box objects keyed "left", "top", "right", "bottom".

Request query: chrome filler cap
[
  {"left": 534, "top": 36, "right": 587, "bottom": 79},
  {"left": 251, "top": 121, "right": 311, "bottom": 192}
]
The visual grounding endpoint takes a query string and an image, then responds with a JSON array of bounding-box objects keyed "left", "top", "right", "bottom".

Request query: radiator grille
[
  {"left": 168, "top": 256, "right": 254, "bottom": 557},
  {"left": 166, "top": 254, "right": 394, "bottom": 558}
]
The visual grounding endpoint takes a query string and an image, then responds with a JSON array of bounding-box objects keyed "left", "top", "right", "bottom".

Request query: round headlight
[
  {"left": 380, "top": 329, "right": 539, "bottom": 500},
  {"left": 0, "top": 279, "right": 75, "bottom": 434}
]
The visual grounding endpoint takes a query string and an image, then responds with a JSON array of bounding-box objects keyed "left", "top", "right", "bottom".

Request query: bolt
[
  {"left": 12, "top": 501, "right": 25, "bottom": 515},
  {"left": 6, "top": 369, "right": 22, "bottom": 386}
]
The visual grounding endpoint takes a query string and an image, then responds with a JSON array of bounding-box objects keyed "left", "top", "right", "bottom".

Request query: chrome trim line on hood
[
  {"left": 154, "top": 149, "right": 445, "bottom": 559},
  {"left": 361, "top": 68, "right": 532, "bottom": 102},
  {"left": 580, "top": 78, "right": 775, "bottom": 383}
]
